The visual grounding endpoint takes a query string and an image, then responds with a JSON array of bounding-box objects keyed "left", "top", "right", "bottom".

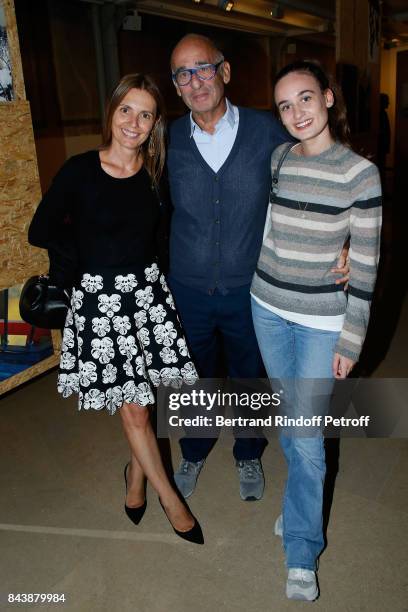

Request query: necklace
[
  {"left": 290, "top": 142, "right": 333, "bottom": 218},
  {"left": 294, "top": 163, "right": 323, "bottom": 219},
  {"left": 298, "top": 200, "right": 309, "bottom": 218}
]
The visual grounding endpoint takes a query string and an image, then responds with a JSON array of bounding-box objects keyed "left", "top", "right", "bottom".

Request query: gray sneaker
[
  {"left": 174, "top": 459, "right": 205, "bottom": 498},
  {"left": 236, "top": 459, "right": 264, "bottom": 501},
  {"left": 286, "top": 568, "right": 319, "bottom": 601}
]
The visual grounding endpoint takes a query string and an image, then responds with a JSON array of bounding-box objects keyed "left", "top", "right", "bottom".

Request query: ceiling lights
[
  {"left": 270, "top": 3, "right": 283, "bottom": 19},
  {"left": 218, "top": 0, "right": 234, "bottom": 12}
]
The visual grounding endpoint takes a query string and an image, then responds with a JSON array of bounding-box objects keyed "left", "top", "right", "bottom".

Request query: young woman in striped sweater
[{"left": 251, "top": 61, "right": 382, "bottom": 600}]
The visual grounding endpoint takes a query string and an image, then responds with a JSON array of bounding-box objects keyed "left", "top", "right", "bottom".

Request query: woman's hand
[
  {"left": 332, "top": 353, "right": 355, "bottom": 379},
  {"left": 331, "top": 246, "right": 350, "bottom": 290}
]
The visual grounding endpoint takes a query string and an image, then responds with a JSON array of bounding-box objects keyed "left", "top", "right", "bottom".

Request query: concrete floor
[{"left": 1, "top": 301, "right": 407, "bottom": 611}]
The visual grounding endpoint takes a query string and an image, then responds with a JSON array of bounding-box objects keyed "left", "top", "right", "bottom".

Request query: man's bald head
[{"left": 170, "top": 34, "right": 223, "bottom": 71}]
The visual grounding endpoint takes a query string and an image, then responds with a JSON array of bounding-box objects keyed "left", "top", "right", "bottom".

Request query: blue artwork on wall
[{"left": 0, "top": 3, "right": 13, "bottom": 101}]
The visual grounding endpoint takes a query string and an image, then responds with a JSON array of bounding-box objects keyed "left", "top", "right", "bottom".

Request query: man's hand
[
  {"left": 332, "top": 352, "right": 355, "bottom": 379},
  {"left": 331, "top": 246, "right": 350, "bottom": 290}
]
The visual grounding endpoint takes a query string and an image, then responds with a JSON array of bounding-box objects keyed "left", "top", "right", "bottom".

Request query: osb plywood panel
[
  {"left": 0, "top": 8, "right": 61, "bottom": 397},
  {"left": 0, "top": 102, "right": 61, "bottom": 395},
  {"left": 0, "top": 101, "right": 48, "bottom": 289},
  {"left": 2, "top": 0, "right": 25, "bottom": 100}
]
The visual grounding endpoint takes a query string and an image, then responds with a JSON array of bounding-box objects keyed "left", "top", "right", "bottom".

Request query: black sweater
[{"left": 29, "top": 150, "right": 169, "bottom": 286}]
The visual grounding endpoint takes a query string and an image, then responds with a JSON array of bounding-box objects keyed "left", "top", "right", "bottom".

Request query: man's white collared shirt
[{"left": 190, "top": 99, "right": 239, "bottom": 173}]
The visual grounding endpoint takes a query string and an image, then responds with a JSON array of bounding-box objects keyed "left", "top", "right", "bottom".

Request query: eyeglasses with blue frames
[{"left": 172, "top": 60, "right": 224, "bottom": 87}]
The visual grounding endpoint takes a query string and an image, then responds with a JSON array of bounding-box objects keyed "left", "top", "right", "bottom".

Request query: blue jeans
[{"left": 251, "top": 298, "right": 339, "bottom": 570}]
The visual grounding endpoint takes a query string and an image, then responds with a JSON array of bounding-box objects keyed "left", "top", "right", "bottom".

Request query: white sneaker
[
  {"left": 274, "top": 513, "right": 283, "bottom": 537},
  {"left": 286, "top": 568, "right": 318, "bottom": 601}
]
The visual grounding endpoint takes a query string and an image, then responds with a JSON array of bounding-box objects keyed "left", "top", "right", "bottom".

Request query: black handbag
[{"left": 19, "top": 275, "right": 71, "bottom": 329}]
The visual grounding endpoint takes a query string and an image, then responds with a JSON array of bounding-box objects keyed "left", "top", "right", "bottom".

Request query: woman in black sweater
[{"left": 29, "top": 74, "right": 203, "bottom": 544}]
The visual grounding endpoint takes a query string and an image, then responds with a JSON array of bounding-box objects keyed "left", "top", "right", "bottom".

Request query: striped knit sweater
[{"left": 251, "top": 142, "right": 382, "bottom": 362}]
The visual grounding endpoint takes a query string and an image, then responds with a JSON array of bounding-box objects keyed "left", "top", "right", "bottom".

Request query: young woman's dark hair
[
  {"left": 275, "top": 60, "right": 350, "bottom": 145},
  {"left": 100, "top": 73, "right": 166, "bottom": 185}
]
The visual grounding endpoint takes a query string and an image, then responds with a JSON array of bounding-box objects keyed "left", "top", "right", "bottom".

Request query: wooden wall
[{"left": 0, "top": 0, "right": 59, "bottom": 396}]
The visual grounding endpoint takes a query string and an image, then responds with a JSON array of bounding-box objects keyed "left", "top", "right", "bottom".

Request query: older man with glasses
[{"left": 166, "top": 33, "right": 290, "bottom": 502}]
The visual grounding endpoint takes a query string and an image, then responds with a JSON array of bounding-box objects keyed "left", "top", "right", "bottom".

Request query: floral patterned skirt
[{"left": 57, "top": 263, "right": 198, "bottom": 415}]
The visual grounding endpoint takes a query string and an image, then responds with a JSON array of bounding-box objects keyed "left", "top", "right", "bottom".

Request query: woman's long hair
[
  {"left": 100, "top": 73, "right": 166, "bottom": 185},
  {"left": 275, "top": 60, "right": 350, "bottom": 145}
]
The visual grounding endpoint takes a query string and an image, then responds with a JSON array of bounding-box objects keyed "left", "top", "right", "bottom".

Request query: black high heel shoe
[
  {"left": 124, "top": 463, "right": 147, "bottom": 525},
  {"left": 159, "top": 499, "right": 204, "bottom": 545}
]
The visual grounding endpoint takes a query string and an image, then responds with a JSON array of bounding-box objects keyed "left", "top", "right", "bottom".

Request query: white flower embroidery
[
  {"left": 144, "top": 351, "right": 153, "bottom": 366},
  {"left": 61, "top": 328, "right": 75, "bottom": 352},
  {"left": 77, "top": 336, "right": 83, "bottom": 356},
  {"left": 91, "top": 337, "right": 115, "bottom": 364},
  {"left": 135, "top": 286, "right": 154, "bottom": 310},
  {"left": 71, "top": 289, "right": 84, "bottom": 311},
  {"left": 181, "top": 362, "right": 198, "bottom": 385},
  {"left": 153, "top": 321, "right": 177, "bottom": 347},
  {"left": 112, "top": 315, "right": 131, "bottom": 335},
  {"left": 102, "top": 363, "right": 117, "bottom": 384},
  {"left": 83, "top": 388, "right": 105, "bottom": 410},
  {"left": 106, "top": 386, "right": 123, "bottom": 414},
  {"left": 160, "top": 367, "right": 183, "bottom": 388},
  {"left": 98, "top": 294, "right": 121, "bottom": 318},
  {"left": 177, "top": 338, "right": 188, "bottom": 357},
  {"left": 137, "top": 328, "right": 150, "bottom": 347},
  {"left": 148, "top": 368, "right": 160, "bottom": 386},
  {"left": 123, "top": 360, "right": 134, "bottom": 377},
  {"left": 65, "top": 309, "right": 74, "bottom": 326},
  {"left": 81, "top": 274, "right": 103, "bottom": 293},
  {"left": 159, "top": 274, "right": 169, "bottom": 292},
  {"left": 57, "top": 372, "right": 79, "bottom": 397},
  {"left": 92, "top": 316, "right": 111, "bottom": 337},
  {"left": 135, "top": 355, "right": 146, "bottom": 376},
  {"left": 135, "top": 382, "right": 155, "bottom": 405},
  {"left": 159, "top": 346, "right": 177, "bottom": 364},
  {"left": 74, "top": 314, "right": 85, "bottom": 332},
  {"left": 123, "top": 380, "right": 137, "bottom": 403},
  {"left": 134, "top": 310, "right": 147, "bottom": 329},
  {"left": 165, "top": 293, "right": 176, "bottom": 310},
  {"left": 149, "top": 304, "right": 166, "bottom": 323},
  {"left": 60, "top": 351, "right": 76, "bottom": 370},
  {"left": 145, "top": 263, "right": 159, "bottom": 283},
  {"left": 114, "top": 274, "right": 138, "bottom": 293},
  {"left": 79, "top": 360, "right": 98, "bottom": 387},
  {"left": 117, "top": 335, "right": 138, "bottom": 359}
]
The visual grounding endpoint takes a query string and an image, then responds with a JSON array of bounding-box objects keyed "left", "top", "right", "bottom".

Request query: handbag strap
[{"left": 270, "top": 142, "right": 294, "bottom": 198}]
